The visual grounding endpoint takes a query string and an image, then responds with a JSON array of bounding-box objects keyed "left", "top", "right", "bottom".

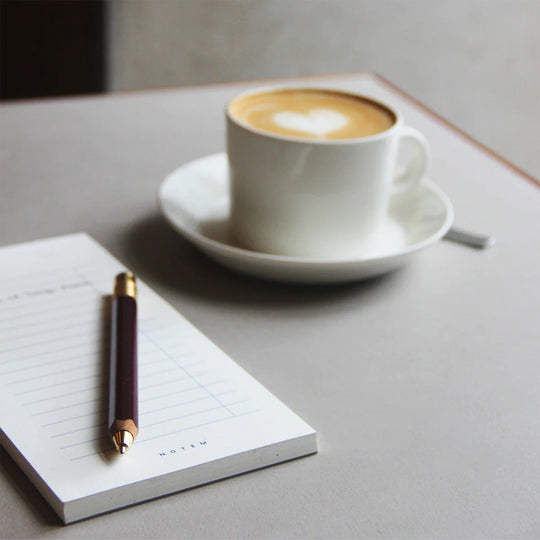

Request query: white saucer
[{"left": 158, "top": 153, "right": 453, "bottom": 283}]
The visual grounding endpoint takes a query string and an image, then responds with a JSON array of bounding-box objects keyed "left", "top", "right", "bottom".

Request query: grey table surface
[{"left": 1, "top": 73, "right": 539, "bottom": 539}]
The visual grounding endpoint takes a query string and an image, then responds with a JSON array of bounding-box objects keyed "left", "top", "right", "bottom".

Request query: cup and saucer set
[{"left": 158, "top": 87, "right": 454, "bottom": 284}]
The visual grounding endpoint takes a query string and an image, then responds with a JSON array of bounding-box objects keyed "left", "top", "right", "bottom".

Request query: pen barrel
[{"left": 108, "top": 294, "right": 138, "bottom": 436}]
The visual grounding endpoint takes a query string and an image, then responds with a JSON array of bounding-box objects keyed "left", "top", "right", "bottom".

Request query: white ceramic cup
[{"left": 226, "top": 86, "right": 430, "bottom": 259}]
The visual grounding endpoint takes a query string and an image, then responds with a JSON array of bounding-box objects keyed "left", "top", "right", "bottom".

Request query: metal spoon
[{"left": 444, "top": 227, "right": 496, "bottom": 249}]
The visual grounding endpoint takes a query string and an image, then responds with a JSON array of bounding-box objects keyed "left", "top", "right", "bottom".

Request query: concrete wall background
[{"left": 106, "top": 0, "right": 540, "bottom": 178}]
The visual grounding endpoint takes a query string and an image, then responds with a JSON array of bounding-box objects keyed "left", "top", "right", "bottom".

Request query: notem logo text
[{"left": 159, "top": 440, "right": 208, "bottom": 457}]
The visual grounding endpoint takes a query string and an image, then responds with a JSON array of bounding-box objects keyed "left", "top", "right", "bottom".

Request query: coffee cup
[{"left": 226, "top": 86, "right": 430, "bottom": 259}]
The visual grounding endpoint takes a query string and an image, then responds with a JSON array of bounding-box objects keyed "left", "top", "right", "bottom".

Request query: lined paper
[{"left": 0, "top": 234, "right": 316, "bottom": 523}]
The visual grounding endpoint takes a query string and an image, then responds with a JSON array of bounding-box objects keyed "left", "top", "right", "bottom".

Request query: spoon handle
[{"left": 444, "top": 227, "right": 496, "bottom": 249}]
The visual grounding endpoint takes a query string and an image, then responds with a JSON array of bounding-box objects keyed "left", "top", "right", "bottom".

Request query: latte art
[
  {"left": 273, "top": 109, "right": 348, "bottom": 137},
  {"left": 229, "top": 89, "right": 396, "bottom": 140}
]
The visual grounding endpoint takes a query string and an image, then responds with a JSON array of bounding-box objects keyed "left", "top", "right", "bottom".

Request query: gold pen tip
[{"left": 113, "top": 430, "right": 134, "bottom": 454}]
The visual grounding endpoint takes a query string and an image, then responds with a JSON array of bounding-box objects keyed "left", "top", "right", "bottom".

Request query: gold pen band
[{"left": 114, "top": 271, "right": 137, "bottom": 299}]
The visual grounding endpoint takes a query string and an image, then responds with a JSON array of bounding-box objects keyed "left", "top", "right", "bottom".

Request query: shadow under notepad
[
  {"left": 120, "top": 213, "right": 403, "bottom": 307},
  {"left": 0, "top": 446, "right": 63, "bottom": 526}
]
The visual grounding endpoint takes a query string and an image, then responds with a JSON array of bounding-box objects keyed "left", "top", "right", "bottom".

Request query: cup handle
[{"left": 391, "top": 126, "right": 431, "bottom": 197}]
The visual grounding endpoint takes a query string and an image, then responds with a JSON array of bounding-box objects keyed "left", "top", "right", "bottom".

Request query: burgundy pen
[{"left": 108, "top": 272, "right": 138, "bottom": 454}]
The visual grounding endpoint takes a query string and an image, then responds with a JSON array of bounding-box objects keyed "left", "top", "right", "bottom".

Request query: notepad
[{"left": 0, "top": 233, "right": 317, "bottom": 524}]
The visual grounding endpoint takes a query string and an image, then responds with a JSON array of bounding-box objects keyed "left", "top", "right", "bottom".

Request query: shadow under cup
[{"left": 226, "top": 87, "right": 429, "bottom": 259}]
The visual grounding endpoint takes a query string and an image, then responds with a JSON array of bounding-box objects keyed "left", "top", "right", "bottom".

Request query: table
[{"left": 1, "top": 73, "right": 539, "bottom": 538}]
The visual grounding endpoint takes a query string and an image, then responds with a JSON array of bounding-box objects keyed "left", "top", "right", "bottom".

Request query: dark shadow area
[
  {"left": 121, "top": 213, "right": 403, "bottom": 308},
  {"left": 1, "top": 0, "right": 105, "bottom": 100},
  {"left": 0, "top": 446, "right": 63, "bottom": 527}
]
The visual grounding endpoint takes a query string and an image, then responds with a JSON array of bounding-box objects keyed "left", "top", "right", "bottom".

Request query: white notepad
[{"left": 0, "top": 233, "right": 317, "bottom": 524}]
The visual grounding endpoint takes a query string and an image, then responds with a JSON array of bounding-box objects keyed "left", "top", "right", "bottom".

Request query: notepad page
[{"left": 0, "top": 233, "right": 316, "bottom": 521}]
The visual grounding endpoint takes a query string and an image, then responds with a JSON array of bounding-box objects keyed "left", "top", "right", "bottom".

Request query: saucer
[{"left": 158, "top": 153, "right": 453, "bottom": 283}]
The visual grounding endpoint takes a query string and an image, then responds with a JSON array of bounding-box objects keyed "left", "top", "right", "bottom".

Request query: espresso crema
[{"left": 229, "top": 89, "right": 396, "bottom": 140}]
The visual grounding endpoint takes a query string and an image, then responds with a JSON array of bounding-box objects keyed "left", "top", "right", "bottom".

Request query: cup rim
[{"left": 225, "top": 85, "right": 403, "bottom": 144}]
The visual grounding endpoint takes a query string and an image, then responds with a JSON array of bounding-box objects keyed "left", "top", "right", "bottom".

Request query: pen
[{"left": 108, "top": 272, "right": 138, "bottom": 454}]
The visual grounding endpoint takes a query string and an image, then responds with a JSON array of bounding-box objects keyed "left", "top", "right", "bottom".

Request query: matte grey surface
[{"left": 1, "top": 74, "right": 539, "bottom": 538}]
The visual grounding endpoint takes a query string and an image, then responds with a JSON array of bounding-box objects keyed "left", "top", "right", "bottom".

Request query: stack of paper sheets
[{"left": 0, "top": 234, "right": 317, "bottom": 523}]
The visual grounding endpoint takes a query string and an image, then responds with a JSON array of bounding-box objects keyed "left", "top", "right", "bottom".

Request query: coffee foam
[{"left": 229, "top": 89, "right": 396, "bottom": 140}]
